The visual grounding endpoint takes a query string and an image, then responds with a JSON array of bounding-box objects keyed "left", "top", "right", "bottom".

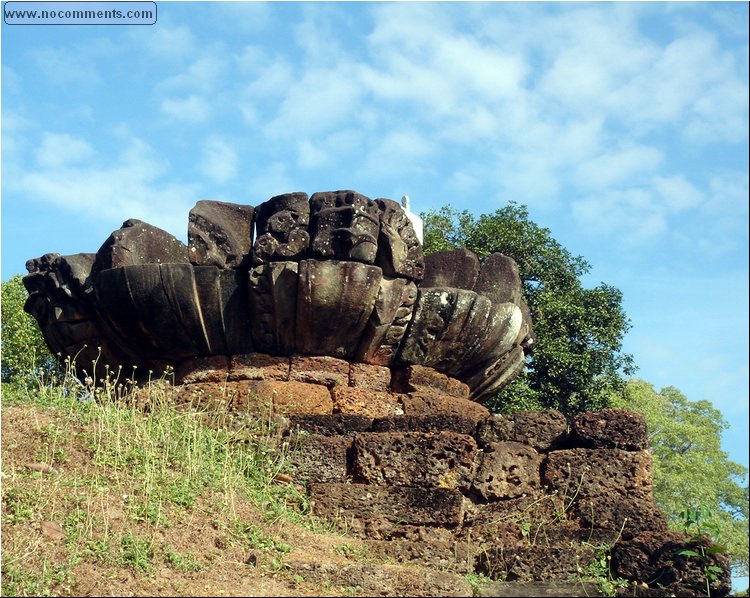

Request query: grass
[{"left": 0, "top": 367, "right": 339, "bottom": 597}]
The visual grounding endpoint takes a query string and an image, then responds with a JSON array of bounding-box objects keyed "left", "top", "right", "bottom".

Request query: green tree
[
  {"left": 422, "top": 203, "right": 635, "bottom": 414},
  {"left": 1, "top": 275, "right": 53, "bottom": 385},
  {"left": 611, "top": 379, "right": 749, "bottom": 576}
]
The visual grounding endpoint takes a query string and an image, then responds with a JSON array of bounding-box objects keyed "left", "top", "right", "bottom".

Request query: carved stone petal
[
  {"left": 188, "top": 200, "right": 254, "bottom": 268},
  {"left": 296, "top": 259, "right": 382, "bottom": 358},
  {"left": 249, "top": 261, "right": 299, "bottom": 355},
  {"left": 473, "top": 253, "right": 522, "bottom": 306},
  {"left": 355, "top": 277, "right": 413, "bottom": 365},
  {"left": 420, "top": 248, "right": 480, "bottom": 290},
  {"left": 94, "top": 265, "right": 199, "bottom": 360}
]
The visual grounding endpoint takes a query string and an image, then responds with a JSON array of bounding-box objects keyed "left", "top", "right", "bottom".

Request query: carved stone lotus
[{"left": 23, "top": 191, "right": 534, "bottom": 402}]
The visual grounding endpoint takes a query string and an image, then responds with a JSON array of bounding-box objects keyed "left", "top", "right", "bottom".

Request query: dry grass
[{"left": 0, "top": 373, "right": 372, "bottom": 597}]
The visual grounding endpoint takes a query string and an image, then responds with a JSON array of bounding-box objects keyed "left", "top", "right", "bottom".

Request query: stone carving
[
  {"left": 309, "top": 190, "right": 381, "bottom": 263},
  {"left": 23, "top": 190, "right": 533, "bottom": 400},
  {"left": 252, "top": 192, "right": 310, "bottom": 264},
  {"left": 94, "top": 218, "right": 189, "bottom": 271},
  {"left": 188, "top": 200, "right": 254, "bottom": 268},
  {"left": 375, "top": 198, "right": 424, "bottom": 280}
]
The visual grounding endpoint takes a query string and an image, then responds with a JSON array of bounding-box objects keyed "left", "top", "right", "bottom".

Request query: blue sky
[{"left": 1, "top": 0, "right": 748, "bottom": 480}]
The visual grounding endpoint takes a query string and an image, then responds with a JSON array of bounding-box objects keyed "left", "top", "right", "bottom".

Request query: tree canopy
[
  {"left": 611, "top": 379, "right": 749, "bottom": 576},
  {"left": 1, "top": 274, "right": 54, "bottom": 385},
  {"left": 421, "top": 203, "right": 635, "bottom": 415}
]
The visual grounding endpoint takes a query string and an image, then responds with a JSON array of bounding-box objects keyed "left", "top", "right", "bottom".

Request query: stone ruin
[{"left": 23, "top": 191, "right": 730, "bottom": 596}]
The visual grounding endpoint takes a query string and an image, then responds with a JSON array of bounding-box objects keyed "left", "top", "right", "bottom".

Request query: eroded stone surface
[
  {"left": 188, "top": 200, "right": 254, "bottom": 268},
  {"left": 472, "top": 441, "right": 542, "bottom": 500},
  {"left": 285, "top": 414, "right": 373, "bottom": 437},
  {"left": 420, "top": 248, "right": 480, "bottom": 290},
  {"left": 543, "top": 448, "right": 653, "bottom": 500},
  {"left": 309, "top": 483, "right": 465, "bottom": 527},
  {"left": 95, "top": 219, "right": 189, "bottom": 270},
  {"left": 252, "top": 192, "right": 310, "bottom": 264},
  {"left": 375, "top": 197, "right": 425, "bottom": 281},
  {"left": 288, "top": 434, "right": 351, "bottom": 483},
  {"left": 371, "top": 414, "right": 477, "bottom": 436},
  {"left": 248, "top": 261, "right": 299, "bottom": 355},
  {"left": 331, "top": 387, "right": 403, "bottom": 418},
  {"left": 612, "top": 531, "right": 731, "bottom": 597},
  {"left": 352, "top": 431, "right": 477, "bottom": 490},
  {"left": 572, "top": 409, "right": 648, "bottom": 451},
  {"left": 400, "top": 389, "right": 490, "bottom": 425},
  {"left": 477, "top": 410, "right": 568, "bottom": 451},
  {"left": 309, "top": 190, "right": 381, "bottom": 263}
]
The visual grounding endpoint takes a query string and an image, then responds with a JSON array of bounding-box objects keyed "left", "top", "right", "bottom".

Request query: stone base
[{"left": 141, "top": 354, "right": 729, "bottom": 596}]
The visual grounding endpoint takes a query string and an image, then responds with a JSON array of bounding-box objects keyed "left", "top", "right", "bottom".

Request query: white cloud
[
  {"left": 360, "top": 128, "right": 436, "bottom": 178},
  {"left": 263, "top": 65, "right": 366, "bottom": 138},
  {"left": 652, "top": 175, "right": 704, "bottom": 212},
  {"left": 158, "top": 55, "right": 228, "bottom": 94},
  {"left": 7, "top": 133, "right": 198, "bottom": 239},
  {"left": 200, "top": 137, "right": 238, "bottom": 184},
  {"left": 575, "top": 145, "right": 664, "bottom": 190},
  {"left": 35, "top": 133, "right": 95, "bottom": 169},
  {"left": 131, "top": 24, "right": 197, "bottom": 61},
  {"left": 31, "top": 47, "right": 101, "bottom": 86},
  {"left": 297, "top": 139, "right": 329, "bottom": 170},
  {"left": 572, "top": 188, "right": 668, "bottom": 242},
  {"left": 160, "top": 95, "right": 211, "bottom": 123}
]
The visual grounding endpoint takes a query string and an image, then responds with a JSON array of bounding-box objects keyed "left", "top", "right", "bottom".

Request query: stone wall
[{"left": 157, "top": 353, "right": 730, "bottom": 597}]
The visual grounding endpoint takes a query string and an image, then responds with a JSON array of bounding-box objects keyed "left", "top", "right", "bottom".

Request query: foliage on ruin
[
  {"left": 611, "top": 379, "right": 749, "bottom": 577},
  {"left": 422, "top": 203, "right": 635, "bottom": 415},
  {"left": 1, "top": 274, "right": 55, "bottom": 385}
]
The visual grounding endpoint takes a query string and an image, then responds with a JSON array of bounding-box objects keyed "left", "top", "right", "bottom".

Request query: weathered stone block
[
  {"left": 309, "top": 483, "right": 465, "bottom": 527},
  {"left": 612, "top": 531, "right": 731, "bottom": 597},
  {"left": 476, "top": 545, "right": 596, "bottom": 582},
  {"left": 174, "top": 355, "right": 230, "bottom": 384},
  {"left": 290, "top": 355, "right": 350, "bottom": 386},
  {"left": 374, "top": 197, "right": 425, "bottom": 281},
  {"left": 472, "top": 441, "right": 542, "bottom": 500},
  {"left": 252, "top": 192, "right": 310, "bottom": 264},
  {"left": 366, "top": 538, "right": 473, "bottom": 573},
  {"left": 187, "top": 200, "right": 254, "bottom": 268},
  {"left": 288, "top": 434, "right": 351, "bottom": 484},
  {"left": 572, "top": 409, "right": 648, "bottom": 451},
  {"left": 348, "top": 362, "right": 392, "bottom": 392},
  {"left": 391, "top": 364, "right": 470, "bottom": 399},
  {"left": 94, "top": 219, "right": 189, "bottom": 270},
  {"left": 400, "top": 389, "right": 490, "bottom": 425},
  {"left": 543, "top": 448, "right": 653, "bottom": 501},
  {"left": 244, "top": 380, "right": 332, "bottom": 415},
  {"left": 371, "top": 414, "right": 477, "bottom": 436},
  {"left": 352, "top": 431, "right": 477, "bottom": 490},
  {"left": 477, "top": 410, "right": 568, "bottom": 451},
  {"left": 574, "top": 496, "right": 667, "bottom": 540},
  {"left": 229, "top": 353, "right": 290, "bottom": 381},
  {"left": 400, "top": 289, "right": 521, "bottom": 379},
  {"left": 309, "top": 190, "right": 381, "bottom": 263},
  {"left": 331, "top": 386, "right": 403, "bottom": 418},
  {"left": 95, "top": 264, "right": 203, "bottom": 360},
  {"left": 286, "top": 414, "right": 373, "bottom": 436}
]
